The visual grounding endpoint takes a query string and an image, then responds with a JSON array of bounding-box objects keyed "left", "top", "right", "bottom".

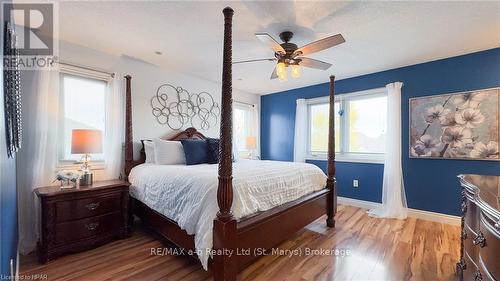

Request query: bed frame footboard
[
  {"left": 130, "top": 189, "right": 331, "bottom": 274},
  {"left": 236, "top": 189, "right": 330, "bottom": 268}
]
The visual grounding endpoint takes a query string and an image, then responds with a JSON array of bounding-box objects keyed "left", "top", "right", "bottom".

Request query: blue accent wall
[{"left": 261, "top": 48, "right": 500, "bottom": 216}]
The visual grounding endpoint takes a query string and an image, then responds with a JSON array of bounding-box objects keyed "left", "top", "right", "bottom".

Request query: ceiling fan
[{"left": 234, "top": 31, "right": 345, "bottom": 81}]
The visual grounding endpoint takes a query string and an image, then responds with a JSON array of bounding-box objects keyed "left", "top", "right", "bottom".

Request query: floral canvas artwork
[{"left": 409, "top": 88, "right": 499, "bottom": 160}]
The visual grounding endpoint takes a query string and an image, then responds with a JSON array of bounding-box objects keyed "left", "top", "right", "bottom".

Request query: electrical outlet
[{"left": 353, "top": 180, "right": 359, "bottom": 188}]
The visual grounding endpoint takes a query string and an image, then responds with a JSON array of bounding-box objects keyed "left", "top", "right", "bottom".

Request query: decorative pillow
[
  {"left": 180, "top": 139, "right": 209, "bottom": 165},
  {"left": 206, "top": 138, "right": 220, "bottom": 164},
  {"left": 206, "top": 138, "right": 239, "bottom": 163},
  {"left": 143, "top": 140, "right": 155, "bottom": 163},
  {"left": 153, "top": 139, "right": 186, "bottom": 165}
]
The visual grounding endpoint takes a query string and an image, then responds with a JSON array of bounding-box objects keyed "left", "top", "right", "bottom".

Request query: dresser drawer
[
  {"left": 56, "top": 194, "right": 122, "bottom": 222},
  {"left": 478, "top": 256, "right": 495, "bottom": 281},
  {"left": 465, "top": 198, "right": 479, "bottom": 232},
  {"left": 55, "top": 212, "right": 122, "bottom": 245},
  {"left": 463, "top": 251, "right": 479, "bottom": 281},
  {"left": 479, "top": 216, "right": 499, "bottom": 280},
  {"left": 464, "top": 224, "right": 479, "bottom": 264}
]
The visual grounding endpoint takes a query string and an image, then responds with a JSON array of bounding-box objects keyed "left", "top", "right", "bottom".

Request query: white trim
[
  {"left": 306, "top": 153, "right": 385, "bottom": 164},
  {"left": 15, "top": 244, "right": 19, "bottom": 280},
  {"left": 407, "top": 208, "right": 461, "bottom": 226},
  {"left": 56, "top": 161, "right": 106, "bottom": 171},
  {"left": 338, "top": 196, "right": 461, "bottom": 226},
  {"left": 338, "top": 196, "right": 381, "bottom": 210},
  {"left": 59, "top": 62, "right": 113, "bottom": 81},
  {"left": 305, "top": 87, "right": 387, "bottom": 105},
  {"left": 306, "top": 87, "right": 387, "bottom": 104}
]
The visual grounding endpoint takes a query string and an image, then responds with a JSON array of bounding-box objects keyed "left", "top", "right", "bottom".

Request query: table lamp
[
  {"left": 71, "top": 129, "right": 102, "bottom": 186},
  {"left": 246, "top": 136, "right": 257, "bottom": 159}
]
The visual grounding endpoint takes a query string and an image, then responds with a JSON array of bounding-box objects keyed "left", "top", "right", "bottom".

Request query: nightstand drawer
[
  {"left": 56, "top": 194, "right": 122, "bottom": 222},
  {"left": 55, "top": 212, "right": 122, "bottom": 245}
]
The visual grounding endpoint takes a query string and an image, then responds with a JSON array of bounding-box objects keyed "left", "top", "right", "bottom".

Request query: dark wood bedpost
[
  {"left": 124, "top": 75, "right": 134, "bottom": 177},
  {"left": 213, "top": 6, "right": 237, "bottom": 281},
  {"left": 326, "top": 75, "right": 337, "bottom": 227}
]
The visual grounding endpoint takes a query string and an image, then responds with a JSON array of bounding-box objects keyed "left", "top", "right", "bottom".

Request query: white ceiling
[{"left": 53, "top": 1, "right": 500, "bottom": 95}]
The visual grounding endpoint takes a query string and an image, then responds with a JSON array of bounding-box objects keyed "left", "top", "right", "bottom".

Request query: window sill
[
  {"left": 306, "top": 154, "right": 385, "bottom": 164},
  {"left": 57, "top": 161, "right": 106, "bottom": 171}
]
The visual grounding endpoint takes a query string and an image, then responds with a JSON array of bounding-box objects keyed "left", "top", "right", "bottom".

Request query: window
[
  {"left": 233, "top": 102, "right": 258, "bottom": 158},
  {"left": 309, "top": 102, "right": 340, "bottom": 154},
  {"left": 59, "top": 72, "right": 107, "bottom": 163},
  {"left": 307, "top": 88, "right": 387, "bottom": 163}
]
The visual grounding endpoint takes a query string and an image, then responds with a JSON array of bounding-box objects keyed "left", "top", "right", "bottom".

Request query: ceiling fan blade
[
  {"left": 255, "top": 33, "right": 286, "bottom": 54},
  {"left": 298, "top": 57, "right": 332, "bottom": 70},
  {"left": 233, "top": 58, "right": 276, "bottom": 64},
  {"left": 294, "top": 34, "right": 345, "bottom": 56},
  {"left": 270, "top": 67, "right": 278, "bottom": 79}
]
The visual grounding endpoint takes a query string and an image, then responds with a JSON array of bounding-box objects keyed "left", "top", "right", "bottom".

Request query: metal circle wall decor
[{"left": 151, "top": 83, "right": 220, "bottom": 131}]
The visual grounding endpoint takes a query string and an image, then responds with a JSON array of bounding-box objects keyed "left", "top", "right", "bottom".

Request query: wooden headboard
[
  {"left": 137, "top": 127, "right": 206, "bottom": 166},
  {"left": 123, "top": 75, "right": 207, "bottom": 175}
]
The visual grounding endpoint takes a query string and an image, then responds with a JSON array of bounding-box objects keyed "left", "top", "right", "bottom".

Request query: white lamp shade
[{"left": 71, "top": 129, "right": 103, "bottom": 154}]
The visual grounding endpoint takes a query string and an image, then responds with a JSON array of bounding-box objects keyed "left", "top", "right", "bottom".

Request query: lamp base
[{"left": 80, "top": 173, "right": 93, "bottom": 186}]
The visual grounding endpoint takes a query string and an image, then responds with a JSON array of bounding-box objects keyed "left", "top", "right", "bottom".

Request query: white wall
[{"left": 58, "top": 41, "right": 261, "bottom": 159}]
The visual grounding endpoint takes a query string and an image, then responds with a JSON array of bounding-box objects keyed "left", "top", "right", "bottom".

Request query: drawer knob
[
  {"left": 456, "top": 260, "right": 466, "bottom": 271},
  {"left": 85, "top": 222, "right": 99, "bottom": 231},
  {"left": 472, "top": 232, "right": 486, "bottom": 248},
  {"left": 474, "top": 270, "right": 482, "bottom": 281},
  {"left": 85, "top": 202, "right": 100, "bottom": 211}
]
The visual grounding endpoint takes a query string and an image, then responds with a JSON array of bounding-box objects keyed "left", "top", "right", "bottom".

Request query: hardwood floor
[{"left": 20, "top": 205, "right": 460, "bottom": 281}]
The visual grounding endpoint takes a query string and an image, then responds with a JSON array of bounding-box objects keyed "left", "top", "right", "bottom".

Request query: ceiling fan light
[
  {"left": 291, "top": 64, "right": 300, "bottom": 79},
  {"left": 278, "top": 70, "right": 287, "bottom": 82},
  {"left": 276, "top": 62, "right": 286, "bottom": 76}
]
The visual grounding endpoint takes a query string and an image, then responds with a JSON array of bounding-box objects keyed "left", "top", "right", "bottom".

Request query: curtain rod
[
  {"left": 57, "top": 61, "right": 115, "bottom": 78},
  {"left": 234, "top": 100, "right": 255, "bottom": 107}
]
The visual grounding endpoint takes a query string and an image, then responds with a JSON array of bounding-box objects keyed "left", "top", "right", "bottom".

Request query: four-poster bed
[{"left": 123, "top": 7, "right": 337, "bottom": 281}]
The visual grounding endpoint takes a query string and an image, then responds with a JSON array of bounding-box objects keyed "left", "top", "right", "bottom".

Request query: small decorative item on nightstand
[
  {"left": 35, "top": 180, "right": 130, "bottom": 263},
  {"left": 71, "top": 129, "right": 102, "bottom": 186},
  {"left": 55, "top": 170, "right": 80, "bottom": 189}
]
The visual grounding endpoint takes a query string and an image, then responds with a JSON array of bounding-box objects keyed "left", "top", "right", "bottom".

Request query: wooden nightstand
[{"left": 35, "top": 180, "right": 130, "bottom": 263}]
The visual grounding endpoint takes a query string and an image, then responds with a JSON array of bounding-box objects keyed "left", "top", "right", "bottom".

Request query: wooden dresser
[
  {"left": 457, "top": 174, "right": 499, "bottom": 281},
  {"left": 35, "top": 180, "right": 130, "bottom": 263}
]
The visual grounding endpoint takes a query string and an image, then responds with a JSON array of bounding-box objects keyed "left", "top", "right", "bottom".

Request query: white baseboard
[
  {"left": 338, "top": 196, "right": 461, "bottom": 226},
  {"left": 338, "top": 196, "right": 381, "bottom": 210}
]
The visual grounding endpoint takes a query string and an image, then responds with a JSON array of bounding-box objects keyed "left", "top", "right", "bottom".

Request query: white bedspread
[{"left": 128, "top": 159, "right": 326, "bottom": 269}]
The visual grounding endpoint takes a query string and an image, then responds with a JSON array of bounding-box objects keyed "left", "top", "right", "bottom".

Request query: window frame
[
  {"left": 57, "top": 66, "right": 110, "bottom": 169},
  {"left": 233, "top": 101, "right": 257, "bottom": 158},
  {"left": 306, "top": 87, "right": 387, "bottom": 164}
]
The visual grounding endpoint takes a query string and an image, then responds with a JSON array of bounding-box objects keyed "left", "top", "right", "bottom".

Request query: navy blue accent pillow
[
  {"left": 206, "top": 138, "right": 220, "bottom": 164},
  {"left": 206, "top": 138, "right": 238, "bottom": 163},
  {"left": 180, "top": 139, "right": 208, "bottom": 165}
]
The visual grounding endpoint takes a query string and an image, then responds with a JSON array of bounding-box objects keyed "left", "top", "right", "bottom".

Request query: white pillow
[
  {"left": 153, "top": 138, "right": 186, "bottom": 165},
  {"left": 144, "top": 140, "right": 155, "bottom": 164}
]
